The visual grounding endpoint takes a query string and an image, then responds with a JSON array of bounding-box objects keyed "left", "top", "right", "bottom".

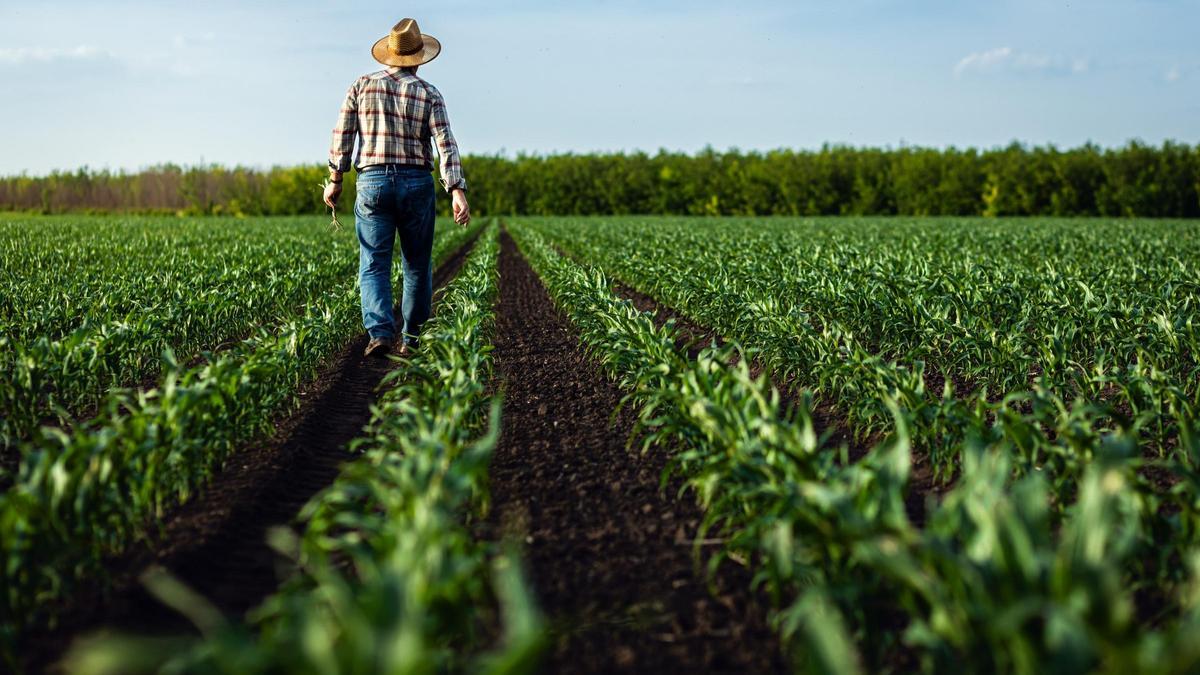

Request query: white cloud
[
  {"left": 954, "top": 47, "right": 1012, "bottom": 76},
  {"left": 1165, "top": 65, "right": 1181, "bottom": 82},
  {"left": 954, "top": 47, "right": 1089, "bottom": 78},
  {"left": 0, "top": 45, "right": 113, "bottom": 65}
]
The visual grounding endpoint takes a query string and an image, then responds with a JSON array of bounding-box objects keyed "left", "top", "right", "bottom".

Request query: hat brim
[{"left": 371, "top": 33, "right": 441, "bottom": 67}]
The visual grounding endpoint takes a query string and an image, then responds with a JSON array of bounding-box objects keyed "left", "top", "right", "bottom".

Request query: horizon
[{"left": 2, "top": 0, "right": 1198, "bottom": 175}]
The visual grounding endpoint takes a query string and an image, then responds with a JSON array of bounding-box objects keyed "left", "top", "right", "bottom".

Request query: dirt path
[
  {"left": 484, "top": 231, "right": 782, "bottom": 673},
  {"left": 21, "top": 235, "right": 478, "bottom": 673}
]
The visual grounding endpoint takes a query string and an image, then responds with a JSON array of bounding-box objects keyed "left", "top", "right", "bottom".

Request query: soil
[
  {"left": 0, "top": 451, "right": 15, "bottom": 492},
  {"left": 19, "top": 234, "right": 477, "bottom": 674},
  {"left": 482, "top": 231, "right": 784, "bottom": 674}
]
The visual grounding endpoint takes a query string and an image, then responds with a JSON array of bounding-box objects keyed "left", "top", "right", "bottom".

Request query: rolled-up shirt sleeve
[
  {"left": 328, "top": 81, "right": 359, "bottom": 172},
  {"left": 429, "top": 87, "right": 467, "bottom": 192}
]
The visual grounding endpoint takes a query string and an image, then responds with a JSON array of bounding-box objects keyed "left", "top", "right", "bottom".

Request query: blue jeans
[{"left": 354, "top": 165, "right": 436, "bottom": 346}]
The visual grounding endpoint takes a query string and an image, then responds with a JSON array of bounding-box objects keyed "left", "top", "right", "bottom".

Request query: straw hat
[{"left": 371, "top": 18, "right": 441, "bottom": 67}]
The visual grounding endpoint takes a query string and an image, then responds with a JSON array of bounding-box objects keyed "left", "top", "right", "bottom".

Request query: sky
[{"left": 0, "top": 0, "right": 1197, "bottom": 175}]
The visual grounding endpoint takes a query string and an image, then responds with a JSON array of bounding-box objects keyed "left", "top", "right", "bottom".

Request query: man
[{"left": 323, "top": 18, "right": 471, "bottom": 358}]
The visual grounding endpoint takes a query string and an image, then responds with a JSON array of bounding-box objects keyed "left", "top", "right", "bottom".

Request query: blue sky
[{"left": 0, "top": 0, "right": 1197, "bottom": 175}]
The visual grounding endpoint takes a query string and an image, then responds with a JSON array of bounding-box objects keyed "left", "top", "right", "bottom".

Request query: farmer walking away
[{"left": 323, "top": 17, "right": 471, "bottom": 358}]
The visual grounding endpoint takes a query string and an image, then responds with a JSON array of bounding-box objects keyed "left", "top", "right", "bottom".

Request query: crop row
[
  {"left": 530, "top": 217, "right": 1199, "bottom": 478},
  {"left": 0, "top": 220, "right": 482, "bottom": 665},
  {"left": 525, "top": 216, "right": 1200, "bottom": 393},
  {"left": 509, "top": 223, "right": 1200, "bottom": 673},
  {"left": 64, "top": 224, "right": 545, "bottom": 675},
  {"left": 0, "top": 216, "right": 357, "bottom": 342},
  {"left": 0, "top": 216, "right": 359, "bottom": 449}
]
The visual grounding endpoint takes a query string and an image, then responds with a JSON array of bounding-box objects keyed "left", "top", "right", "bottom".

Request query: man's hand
[
  {"left": 452, "top": 188, "right": 471, "bottom": 227},
  {"left": 323, "top": 180, "right": 343, "bottom": 209}
]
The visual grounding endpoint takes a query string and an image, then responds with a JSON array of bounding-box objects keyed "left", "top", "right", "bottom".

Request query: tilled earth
[{"left": 484, "top": 231, "right": 783, "bottom": 673}]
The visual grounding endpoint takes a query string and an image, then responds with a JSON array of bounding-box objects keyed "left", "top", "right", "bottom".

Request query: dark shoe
[{"left": 364, "top": 337, "right": 392, "bottom": 358}]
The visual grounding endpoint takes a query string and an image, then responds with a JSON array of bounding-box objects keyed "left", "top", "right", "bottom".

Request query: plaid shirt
[{"left": 329, "top": 67, "right": 466, "bottom": 192}]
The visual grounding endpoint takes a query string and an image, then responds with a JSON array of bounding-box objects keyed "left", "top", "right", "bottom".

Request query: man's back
[{"left": 329, "top": 67, "right": 466, "bottom": 193}]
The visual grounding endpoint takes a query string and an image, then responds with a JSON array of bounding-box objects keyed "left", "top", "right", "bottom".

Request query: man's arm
[
  {"left": 429, "top": 88, "right": 470, "bottom": 225},
  {"left": 324, "top": 81, "right": 359, "bottom": 207}
]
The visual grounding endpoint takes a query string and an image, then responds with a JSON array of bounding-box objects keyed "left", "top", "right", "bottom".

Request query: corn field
[{"left": 1, "top": 213, "right": 1198, "bottom": 674}]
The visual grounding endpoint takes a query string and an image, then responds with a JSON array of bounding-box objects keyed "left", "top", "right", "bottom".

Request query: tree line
[{"left": 2, "top": 141, "right": 1197, "bottom": 218}]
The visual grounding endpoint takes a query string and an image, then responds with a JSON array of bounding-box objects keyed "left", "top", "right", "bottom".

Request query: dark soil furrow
[
  {"left": 484, "top": 231, "right": 782, "bottom": 673},
  {"left": 21, "top": 233, "right": 478, "bottom": 674},
  {"left": 0, "top": 455, "right": 15, "bottom": 492}
]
